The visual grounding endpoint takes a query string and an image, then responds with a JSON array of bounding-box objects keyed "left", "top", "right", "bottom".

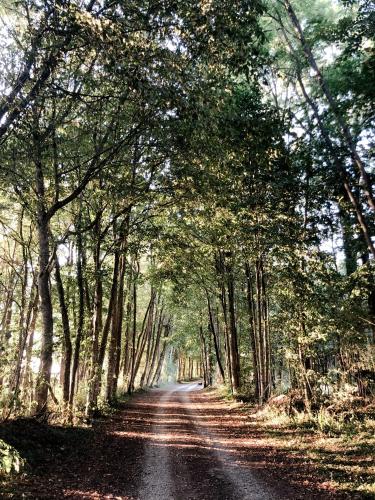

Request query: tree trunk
[
  {"left": 245, "top": 262, "right": 260, "bottom": 400},
  {"left": 226, "top": 260, "right": 240, "bottom": 393},
  {"left": 146, "top": 308, "right": 164, "bottom": 386},
  {"left": 260, "top": 260, "right": 272, "bottom": 401},
  {"left": 207, "top": 293, "right": 225, "bottom": 382},
  {"left": 69, "top": 221, "right": 85, "bottom": 407},
  {"left": 22, "top": 290, "right": 39, "bottom": 403},
  {"left": 54, "top": 255, "right": 72, "bottom": 404},
  {"left": 103, "top": 253, "right": 120, "bottom": 402},
  {"left": 283, "top": 0, "right": 375, "bottom": 212},
  {"left": 130, "top": 290, "right": 156, "bottom": 391},
  {"left": 199, "top": 325, "right": 210, "bottom": 387},
  {"left": 276, "top": 11, "right": 375, "bottom": 258},
  {"left": 34, "top": 140, "right": 54, "bottom": 414},
  {"left": 122, "top": 274, "right": 133, "bottom": 381},
  {"left": 112, "top": 251, "right": 128, "bottom": 396},
  {"left": 139, "top": 294, "right": 155, "bottom": 388},
  {"left": 86, "top": 216, "right": 103, "bottom": 417},
  {"left": 10, "top": 275, "right": 37, "bottom": 411},
  {"left": 128, "top": 263, "right": 139, "bottom": 394}
]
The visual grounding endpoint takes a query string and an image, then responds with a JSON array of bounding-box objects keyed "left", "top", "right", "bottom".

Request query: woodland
[{"left": 0, "top": 0, "right": 374, "bottom": 451}]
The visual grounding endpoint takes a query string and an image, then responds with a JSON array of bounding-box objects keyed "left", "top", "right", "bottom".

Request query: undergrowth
[
  {"left": 251, "top": 395, "right": 375, "bottom": 497},
  {"left": 215, "top": 384, "right": 375, "bottom": 497}
]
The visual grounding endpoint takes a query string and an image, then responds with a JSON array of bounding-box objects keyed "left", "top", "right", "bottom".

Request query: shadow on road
[{"left": 1, "top": 383, "right": 347, "bottom": 499}]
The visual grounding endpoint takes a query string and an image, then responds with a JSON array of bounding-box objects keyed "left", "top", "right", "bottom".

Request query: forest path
[
  {"left": 5, "top": 383, "right": 345, "bottom": 499},
  {"left": 137, "top": 382, "right": 276, "bottom": 499}
]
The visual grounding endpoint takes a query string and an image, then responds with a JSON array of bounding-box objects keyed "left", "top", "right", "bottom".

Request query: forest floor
[{"left": 0, "top": 383, "right": 373, "bottom": 499}]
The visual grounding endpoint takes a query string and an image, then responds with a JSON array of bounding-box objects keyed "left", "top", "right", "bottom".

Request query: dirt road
[
  {"left": 5, "top": 383, "right": 344, "bottom": 499},
  {"left": 137, "top": 383, "right": 277, "bottom": 499}
]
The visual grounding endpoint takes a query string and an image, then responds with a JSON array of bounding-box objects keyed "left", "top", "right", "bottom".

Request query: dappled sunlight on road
[
  {"left": 131, "top": 383, "right": 338, "bottom": 500},
  {"left": 8, "top": 382, "right": 344, "bottom": 499}
]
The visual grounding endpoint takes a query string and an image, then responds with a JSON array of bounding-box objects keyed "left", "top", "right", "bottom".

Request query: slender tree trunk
[
  {"left": 128, "top": 263, "right": 139, "bottom": 394},
  {"left": 139, "top": 293, "right": 155, "bottom": 388},
  {"left": 10, "top": 275, "right": 37, "bottom": 411},
  {"left": 86, "top": 215, "right": 103, "bottom": 417},
  {"left": 150, "top": 322, "right": 170, "bottom": 386},
  {"left": 130, "top": 290, "right": 156, "bottom": 391},
  {"left": 112, "top": 251, "right": 127, "bottom": 396},
  {"left": 54, "top": 255, "right": 72, "bottom": 404},
  {"left": 34, "top": 137, "right": 54, "bottom": 414},
  {"left": 22, "top": 290, "right": 39, "bottom": 403},
  {"left": 9, "top": 223, "right": 27, "bottom": 403},
  {"left": 276, "top": 11, "right": 375, "bottom": 258},
  {"left": 255, "top": 260, "right": 265, "bottom": 401},
  {"left": 283, "top": 0, "right": 374, "bottom": 212},
  {"left": 106, "top": 215, "right": 130, "bottom": 400},
  {"left": 339, "top": 202, "right": 357, "bottom": 276},
  {"left": 69, "top": 222, "right": 85, "bottom": 407},
  {"left": 0, "top": 263, "right": 17, "bottom": 388},
  {"left": 0, "top": 269, "right": 17, "bottom": 343},
  {"left": 245, "top": 262, "right": 260, "bottom": 400},
  {"left": 226, "top": 260, "right": 240, "bottom": 393},
  {"left": 122, "top": 274, "right": 133, "bottom": 380},
  {"left": 199, "top": 325, "right": 210, "bottom": 387},
  {"left": 103, "top": 253, "right": 120, "bottom": 402},
  {"left": 260, "top": 260, "right": 272, "bottom": 400},
  {"left": 206, "top": 293, "right": 225, "bottom": 382},
  {"left": 152, "top": 343, "right": 167, "bottom": 386},
  {"left": 146, "top": 308, "right": 164, "bottom": 386}
]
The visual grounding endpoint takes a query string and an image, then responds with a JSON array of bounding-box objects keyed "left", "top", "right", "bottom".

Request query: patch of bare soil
[{"left": 0, "top": 384, "right": 356, "bottom": 499}]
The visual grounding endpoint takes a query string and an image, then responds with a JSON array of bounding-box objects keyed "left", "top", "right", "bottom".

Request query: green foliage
[
  {"left": 0, "top": 440, "right": 25, "bottom": 476},
  {"left": 0, "top": 0, "right": 373, "bottom": 427}
]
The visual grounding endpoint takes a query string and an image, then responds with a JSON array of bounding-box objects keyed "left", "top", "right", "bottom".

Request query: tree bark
[
  {"left": 54, "top": 254, "right": 72, "bottom": 404},
  {"left": 69, "top": 218, "right": 85, "bottom": 407},
  {"left": 86, "top": 214, "right": 103, "bottom": 417},
  {"left": 226, "top": 259, "right": 240, "bottom": 393},
  {"left": 245, "top": 262, "right": 260, "bottom": 401},
  {"left": 146, "top": 308, "right": 164, "bottom": 386},
  {"left": 206, "top": 293, "right": 225, "bottom": 382},
  {"left": 128, "top": 261, "right": 139, "bottom": 394},
  {"left": 34, "top": 129, "right": 54, "bottom": 414}
]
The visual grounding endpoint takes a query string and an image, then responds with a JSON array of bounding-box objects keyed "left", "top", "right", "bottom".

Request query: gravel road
[
  {"left": 5, "top": 383, "right": 345, "bottom": 499},
  {"left": 137, "top": 383, "right": 277, "bottom": 499}
]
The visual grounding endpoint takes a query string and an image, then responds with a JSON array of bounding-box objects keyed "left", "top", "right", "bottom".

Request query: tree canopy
[{"left": 0, "top": 0, "right": 373, "bottom": 420}]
